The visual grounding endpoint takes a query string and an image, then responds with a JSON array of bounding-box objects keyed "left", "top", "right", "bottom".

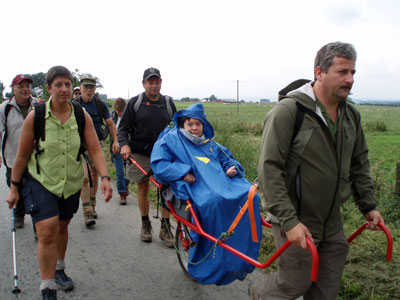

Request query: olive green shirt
[
  {"left": 28, "top": 100, "right": 84, "bottom": 198},
  {"left": 315, "top": 98, "right": 338, "bottom": 144}
]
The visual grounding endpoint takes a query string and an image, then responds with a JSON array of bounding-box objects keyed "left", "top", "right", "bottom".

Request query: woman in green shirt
[{"left": 6, "top": 66, "right": 113, "bottom": 300}]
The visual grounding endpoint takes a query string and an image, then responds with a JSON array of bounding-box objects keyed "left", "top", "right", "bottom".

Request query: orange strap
[{"left": 227, "top": 185, "right": 258, "bottom": 243}]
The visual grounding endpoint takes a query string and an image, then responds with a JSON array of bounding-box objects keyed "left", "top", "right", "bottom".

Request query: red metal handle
[
  {"left": 347, "top": 222, "right": 393, "bottom": 261},
  {"left": 128, "top": 156, "right": 161, "bottom": 189},
  {"left": 170, "top": 201, "right": 320, "bottom": 281}
]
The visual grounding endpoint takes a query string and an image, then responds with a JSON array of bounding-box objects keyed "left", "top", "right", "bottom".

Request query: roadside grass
[{"left": 107, "top": 102, "right": 400, "bottom": 299}]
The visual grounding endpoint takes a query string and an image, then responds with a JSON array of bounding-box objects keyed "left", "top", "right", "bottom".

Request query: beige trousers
[{"left": 252, "top": 224, "right": 349, "bottom": 300}]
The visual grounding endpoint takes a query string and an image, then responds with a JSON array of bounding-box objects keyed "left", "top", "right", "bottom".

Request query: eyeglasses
[
  {"left": 14, "top": 83, "right": 31, "bottom": 89},
  {"left": 73, "top": 92, "right": 81, "bottom": 96}
]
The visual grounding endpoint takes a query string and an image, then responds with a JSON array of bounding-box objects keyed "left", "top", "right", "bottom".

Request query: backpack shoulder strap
[
  {"left": 94, "top": 96, "right": 105, "bottom": 123},
  {"left": 33, "top": 102, "right": 46, "bottom": 174},
  {"left": 72, "top": 102, "right": 86, "bottom": 161},
  {"left": 33, "top": 102, "right": 46, "bottom": 143},
  {"left": 164, "top": 95, "right": 173, "bottom": 118},
  {"left": 1, "top": 101, "right": 13, "bottom": 168},
  {"left": 133, "top": 93, "right": 144, "bottom": 113}
]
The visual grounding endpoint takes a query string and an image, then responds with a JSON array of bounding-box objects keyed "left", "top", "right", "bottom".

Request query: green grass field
[{"left": 110, "top": 101, "right": 400, "bottom": 299}]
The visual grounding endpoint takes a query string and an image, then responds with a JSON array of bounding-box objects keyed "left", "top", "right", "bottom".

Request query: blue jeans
[{"left": 112, "top": 153, "right": 130, "bottom": 194}]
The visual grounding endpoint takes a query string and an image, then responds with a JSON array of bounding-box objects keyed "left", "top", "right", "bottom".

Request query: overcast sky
[{"left": 1, "top": 0, "right": 400, "bottom": 101}]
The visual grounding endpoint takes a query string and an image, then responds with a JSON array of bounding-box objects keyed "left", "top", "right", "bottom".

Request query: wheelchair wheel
[{"left": 175, "top": 222, "right": 195, "bottom": 280}]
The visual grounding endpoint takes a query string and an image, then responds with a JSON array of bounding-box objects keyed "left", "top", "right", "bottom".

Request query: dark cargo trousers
[{"left": 251, "top": 224, "right": 349, "bottom": 300}]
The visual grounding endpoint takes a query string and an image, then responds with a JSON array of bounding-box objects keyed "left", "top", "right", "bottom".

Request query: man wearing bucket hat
[
  {"left": 73, "top": 75, "right": 119, "bottom": 227},
  {"left": 118, "top": 67, "right": 177, "bottom": 247},
  {"left": 0, "top": 74, "right": 39, "bottom": 229}
]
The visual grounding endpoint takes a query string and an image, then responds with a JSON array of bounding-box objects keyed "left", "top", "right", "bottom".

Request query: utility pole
[{"left": 236, "top": 79, "right": 239, "bottom": 115}]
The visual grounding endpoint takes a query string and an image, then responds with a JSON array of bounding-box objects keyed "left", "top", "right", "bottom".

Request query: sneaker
[
  {"left": 41, "top": 288, "right": 57, "bottom": 300},
  {"left": 119, "top": 192, "right": 127, "bottom": 205},
  {"left": 55, "top": 269, "right": 74, "bottom": 291},
  {"left": 84, "top": 213, "right": 96, "bottom": 227},
  {"left": 159, "top": 221, "right": 175, "bottom": 248},
  {"left": 15, "top": 217, "right": 24, "bottom": 228},
  {"left": 141, "top": 220, "right": 153, "bottom": 242}
]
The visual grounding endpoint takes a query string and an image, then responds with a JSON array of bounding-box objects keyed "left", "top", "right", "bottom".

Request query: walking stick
[{"left": 11, "top": 208, "right": 21, "bottom": 295}]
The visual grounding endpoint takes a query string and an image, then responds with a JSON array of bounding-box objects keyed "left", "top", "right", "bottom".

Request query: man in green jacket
[{"left": 250, "top": 42, "right": 385, "bottom": 300}]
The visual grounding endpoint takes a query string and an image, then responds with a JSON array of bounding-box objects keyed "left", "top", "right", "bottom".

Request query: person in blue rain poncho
[{"left": 151, "top": 103, "right": 262, "bottom": 285}]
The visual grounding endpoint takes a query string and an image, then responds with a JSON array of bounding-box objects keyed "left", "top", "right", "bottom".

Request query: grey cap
[{"left": 143, "top": 68, "right": 161, "bottom": 81}]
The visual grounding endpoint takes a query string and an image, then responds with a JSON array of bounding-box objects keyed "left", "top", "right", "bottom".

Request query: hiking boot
[
  {"left": 82, "top": 202, "right": 96, "bottom": 227},
  {"left": 84, "top": 213, "right": 96, "bottom": 227},
  {"left": 15, "top": 217, "right": 24, "bottom": 228},
  {"left": 41, "top": 288, "right": 57, "bottom": 300},
  {"left": 141, "top": 220, "right": 153, "bottom": 242},
  {"left": 159, "top": 221, "right": 175, "bottom": 248},
  {"left": 119, "top": 192, "right": 127, "bottom": 205},
  {"left": 90, "top": 197, "right": 97, "bottom": 219},
  {"left": 55, "top": 269, "right": 74, "bottom": 291}
]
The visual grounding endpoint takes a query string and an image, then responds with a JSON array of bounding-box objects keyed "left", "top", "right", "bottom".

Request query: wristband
[
  {"left": 11, "top": 180, "right": 22, "bottom": 189},
  {"left": 101, "top": 176, "right": 111, "bottom": 181}
]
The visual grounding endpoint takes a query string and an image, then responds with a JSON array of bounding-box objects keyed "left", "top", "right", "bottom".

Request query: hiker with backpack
[
  {"left": 0, "top": 74, "right": 39, "bottom": 229},
  {"left": 6, "top": 66, "right": 112, "bottom": 300},
  {"left": 118, "top": 67, "right": 177, "bottom": 247},
  {"left": 109, "top": 97, "right": 130, "bottom": 205},
  {"left": 250, "top": 42, "right": 385, "bottom": 300},
  {"left": 73, "top": 75, "right": 119, "bottom": 227}
]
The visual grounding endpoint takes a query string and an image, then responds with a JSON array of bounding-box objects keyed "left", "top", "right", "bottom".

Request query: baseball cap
[
  {"left": 80, "top": 75, "right": 97, "bottom": 86},
  {"left": 143, "top": 68, "right": 161, "bottom": 81},
  {"left": 73, "top": 87, "right": 81, "bottom": 92},
  {"left": 11, "top": 74, "right": 33, "bottom": 87}
]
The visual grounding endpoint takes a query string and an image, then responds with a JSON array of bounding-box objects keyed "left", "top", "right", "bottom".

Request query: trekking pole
[{"left": 11, "top": 208, "right": 21, "bottom": 295}]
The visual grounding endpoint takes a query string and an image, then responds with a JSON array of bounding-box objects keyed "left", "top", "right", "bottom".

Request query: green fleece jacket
[{"left": 257, "top": 86, "right": 376, "bottom": 240}]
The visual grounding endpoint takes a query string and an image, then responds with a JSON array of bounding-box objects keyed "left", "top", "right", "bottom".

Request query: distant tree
[
  {"left": 0, "top": 81, "right": 4, "bottom": 101},
  {"left": 29, "top": 72, "right": 46, "bottom": 89},
  {"left": 181, "top": 97, "right": 191, "bottom": 101},
  {"left": 209, "top": 94, "right": 217, "bottom": 101}
]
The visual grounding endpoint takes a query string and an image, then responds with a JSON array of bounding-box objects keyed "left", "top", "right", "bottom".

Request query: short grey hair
[{"left": 314, "top": 42, "right": 357, "bottom": 73}]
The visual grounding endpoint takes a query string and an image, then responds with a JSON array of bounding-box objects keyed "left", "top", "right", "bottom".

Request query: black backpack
[{"left": 33, "top": 101, "right": 86, "bottom": 174}]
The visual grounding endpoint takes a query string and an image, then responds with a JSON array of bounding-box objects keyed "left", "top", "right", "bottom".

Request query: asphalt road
[{"left": 0, "top": 170, "right": 266, "bottom": 300}]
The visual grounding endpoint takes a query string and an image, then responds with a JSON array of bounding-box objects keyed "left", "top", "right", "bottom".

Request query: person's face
[
  {"left": 142, "top": 77, "right": 162, "bottom": 99},
  {"left": 183, "top": 118, "right": 204, "bottom": 137},
  {"left": 12, "top": 80, "right": 31, "bottom": 103},
  {"left": 46, "top": 76, "right": 73, "bottom": 103},
  {"left": 73, "top": 89, "right": 81, "bottom": 99},
  {"left": 316, "top": 56, "right": 355, "bottom": 102},
  {"left": 80, "top": 84, "right": 96, "bottom": 101}
]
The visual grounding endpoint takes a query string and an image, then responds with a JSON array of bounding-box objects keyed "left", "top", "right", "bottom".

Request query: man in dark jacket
[
  {"left": 118, "top": 67, "right": 176, "bottom": 248},
  {"left": 250, "top": 42, "right": 385, "bottom": 300}
]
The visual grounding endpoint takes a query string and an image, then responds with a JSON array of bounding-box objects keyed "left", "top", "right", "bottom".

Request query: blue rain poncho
[{"left": 151, "top": 103, "right": 261, "bottom": 285}]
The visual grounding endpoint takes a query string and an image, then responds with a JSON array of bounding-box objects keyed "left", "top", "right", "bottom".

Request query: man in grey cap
[
  {"left": 74, "top": 75, "right": 119, "bottom": 226},
  {"left": 118, "top": 67, "right": 176, "bottom": 247},
  {"left": 0, "top": 74, "right": 39, "bottom": 229}
]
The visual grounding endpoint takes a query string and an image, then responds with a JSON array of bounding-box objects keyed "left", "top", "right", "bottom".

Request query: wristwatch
[
  {"left": 11, "top": 180, "right": 22, "bottom": 189},
  {"left": 101, "top": 176, "right": 111, "bottom": 181}
]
